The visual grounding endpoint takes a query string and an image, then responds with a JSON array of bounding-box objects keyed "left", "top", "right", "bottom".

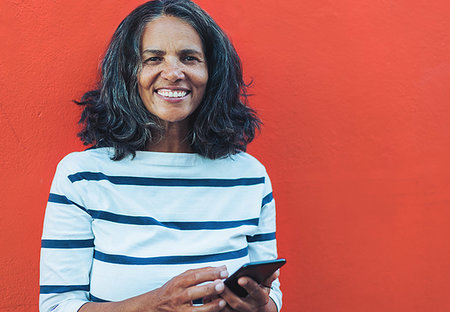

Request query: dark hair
[{"left": 76, "top": 0, "right": 261, "bottom": 160}]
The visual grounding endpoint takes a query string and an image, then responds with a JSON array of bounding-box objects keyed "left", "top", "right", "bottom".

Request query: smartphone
[{"left": 224, "top": 258, "right": 286, "bottom": 297}]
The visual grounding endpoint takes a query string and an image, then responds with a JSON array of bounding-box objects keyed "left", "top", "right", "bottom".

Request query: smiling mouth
[{"left": 156, "top": 89, "right": 190, "bottom": 98}]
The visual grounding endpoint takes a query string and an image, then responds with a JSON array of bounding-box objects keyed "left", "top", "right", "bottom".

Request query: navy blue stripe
[
  {"left": 89, "top": 294, "right": 202, "bottom": 305},
  {"left": 246, "top": 232, "right": 276, "bottom": 243},
  {"left": 46, "top": 196, "right": 258, "bottom": 230},
  {"left": 48, "top": 193, "right": 88, "bottom": 213},
  {"left": 41, "top": 239, "right": 94, "bottom": 249},
  {"left": 90, "top": 210, "right": 259, "bottom": 230},
  {"left": 48, "top": 193, "right": 72, "bottom": 205},
  {"left": 262, "top": 192, "right": 273, "bottom": 207},
  {"left": 90, "top": 294, "right": 109, "bottom": 302},
  {"left": 68, "top": 172, "right": 265, "bottom": 187},
  {"left": 40, "top": 285, "right": 90, "bottom": 294},
  {"left": 94, "top": 247, "right": 248, "bottom": 265}
]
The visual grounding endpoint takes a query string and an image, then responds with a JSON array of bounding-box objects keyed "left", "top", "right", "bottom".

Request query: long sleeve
[
  {"left": 39, "top": 160, "right": 94, "bottom": 312},
  {"left": 39, "top": 150, "right": 283, "bottom": 311},
  {"left": 246, "top": 170, "right": 282, "bottom": 311}
]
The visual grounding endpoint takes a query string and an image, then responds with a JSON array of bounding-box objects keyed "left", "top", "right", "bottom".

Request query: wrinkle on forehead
[{"left": 140, "top": 15, "right": 205, "bottom": 55}]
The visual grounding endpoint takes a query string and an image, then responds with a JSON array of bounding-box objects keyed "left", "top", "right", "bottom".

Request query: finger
[
  {"left": 220, "top": 306, "right": 235, "bottom": 312},
  {"left": 220, "top": 283, "right": 246, "bottom": 311},
  {"left": 203, "top": 295, "right": 213, "bottom": 304},
  {"left": 178, "top": 266, "right": 229, "bottom": 287},
  {"left": 203, "top": 294, "right": 220, "bottom": 304},
  {"left": 192, "top": 297, "right": 227, "bottom": 312},
  {"left": 263, "top": 269, "right": 280, "bottom": 288},
  {"left": 186, "top": 279, "right": 225, "bottom": 302},
  {"left": 238, "top": 277, "right": 269, "bottom": 304}
]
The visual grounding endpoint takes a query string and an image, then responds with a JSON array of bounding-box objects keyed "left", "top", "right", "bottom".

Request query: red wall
[{"left": 1, "top": 0, "right": 450, "bottom": 311}]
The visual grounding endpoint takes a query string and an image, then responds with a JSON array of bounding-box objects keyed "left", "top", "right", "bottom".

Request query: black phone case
[{"left": 224, "top": 259, "right": 286, "bottom": 297}]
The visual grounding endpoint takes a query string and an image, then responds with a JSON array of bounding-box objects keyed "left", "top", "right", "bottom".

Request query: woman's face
[{"left": 138, "top": 16, "right": 208, "bottom": 125}]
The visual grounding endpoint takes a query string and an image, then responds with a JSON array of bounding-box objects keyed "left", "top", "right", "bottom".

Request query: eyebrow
[
  {"left": 179, "top": 49, "right": 203, "bottom": 56},
  {"left": 141, "top": 48, "right": 204, "bottom": 56},
  {"left": 141, "top": 49, "right": 165, "bottom": 56}
]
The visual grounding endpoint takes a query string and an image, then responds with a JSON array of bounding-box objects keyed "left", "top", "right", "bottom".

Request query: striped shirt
[{"left": 39, "top": 148, "right": 281, "bottom": 311}]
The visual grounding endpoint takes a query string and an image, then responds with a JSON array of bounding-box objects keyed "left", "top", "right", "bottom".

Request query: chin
[{"left": 159, "top": 114, "right": 191, "bottom": 124}]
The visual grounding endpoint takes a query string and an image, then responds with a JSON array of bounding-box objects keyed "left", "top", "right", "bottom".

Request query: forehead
[{"left": 141, "top": 15, "right": 203, "bottom": 51}]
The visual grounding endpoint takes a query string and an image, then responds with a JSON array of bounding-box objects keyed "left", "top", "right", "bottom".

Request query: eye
[
  {"left": 182, "top": 56, "right": 200, "bottom": 62},
  {"left": 143, "top": 56, "right": 163, "bottom": 64}
]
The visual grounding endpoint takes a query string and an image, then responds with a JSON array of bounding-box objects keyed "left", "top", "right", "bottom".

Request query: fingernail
[
  {"left": 220, "top": 270, "right": 228, "bottom": 278},
  {"left": 238, "top": 278, "right": 247, "bottom": 286},
  {"left": 219, "top": 299, "right": 226, "bottom": 308},
  {"left": 215, "top": 281, "right": 224, "bottom": 292}
]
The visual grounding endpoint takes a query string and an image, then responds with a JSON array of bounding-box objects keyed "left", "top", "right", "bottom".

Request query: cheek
[
  {"left": 195, "top": 70, "right": 208, "bottom": 93},
  {"left": 137, "top": 72, "right": 154, "bottom": 106},
  {"left": 137, "top": 75, "right": 146, "bottom": 95},
  {"left": 137, "top": 68, "right": 155, "bottom": 90},
  {"left": 201, "top": 68, "right": 209, "bottom": 85},
  {"left": 195, "top": 72, "right": 208, "bottom": 94},
  {"left": 192, "top": 64, "right": 208, "bottom": 87},
  {"left": 137, "top": 78, "right": 146, "bottom": 101}
]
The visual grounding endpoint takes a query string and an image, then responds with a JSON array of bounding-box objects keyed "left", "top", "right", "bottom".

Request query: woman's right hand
[
  {"left": 79, "top": 266, "right": 229, "bottom": 312},
  {"left": 151, "top": 266, "right": 229, "bottom": 311}
]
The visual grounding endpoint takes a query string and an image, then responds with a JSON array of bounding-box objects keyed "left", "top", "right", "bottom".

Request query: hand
[
  {"left": 152, "top": 266, "right": 229, "bottom": 312},
  {"left": 219, "top": 270, "right": 279, "bottom": 312},
  {"left": 79, "top": 266, "right": 229, "bottom": 312}
]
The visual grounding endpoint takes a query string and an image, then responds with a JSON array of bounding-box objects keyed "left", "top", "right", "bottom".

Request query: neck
[{"left": 146, "top": 120, "right": 193, "bottom": 153}]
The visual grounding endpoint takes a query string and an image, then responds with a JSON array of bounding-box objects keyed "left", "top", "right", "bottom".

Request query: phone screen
[{"left": 224, "top": 259, "right": 286, "bottom": 297}]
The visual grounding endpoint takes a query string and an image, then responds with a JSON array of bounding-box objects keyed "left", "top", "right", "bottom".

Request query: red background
[{"left": 1, "top": 0, "right": 450, "bottom": 311}]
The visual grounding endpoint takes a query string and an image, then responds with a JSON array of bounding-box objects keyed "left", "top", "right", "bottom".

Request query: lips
[{"left": 156, "top": 88, "right": 190, "bottom": 98}]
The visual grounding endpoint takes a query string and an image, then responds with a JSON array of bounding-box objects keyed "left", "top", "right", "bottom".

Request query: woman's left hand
[{"left": 218, "top": 270, "right": 279, "bottom": 312}]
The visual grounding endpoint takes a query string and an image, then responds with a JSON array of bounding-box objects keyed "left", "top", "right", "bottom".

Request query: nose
[{"left": 161, "top": 60, "right": 185, "bottom": 82}]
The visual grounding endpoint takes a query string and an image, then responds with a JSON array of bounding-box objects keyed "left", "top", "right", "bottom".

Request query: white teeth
[{"left": 157, "top": 89, "right": 188, "bottom": 98}]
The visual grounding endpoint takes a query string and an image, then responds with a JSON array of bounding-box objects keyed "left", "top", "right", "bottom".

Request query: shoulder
[
  {"left": 56, "top": 147, "right": 114, "bottom": 173},
  {"left": 208, "top": 152, "right": 268, "bottom": 177},
  {"left": 228, "top": 152, "right": 265, "bottom": 168}
]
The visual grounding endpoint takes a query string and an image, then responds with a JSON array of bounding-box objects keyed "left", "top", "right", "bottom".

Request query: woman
[{"left": 39, "top": 1, "right": 282, "bottom": 311}]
